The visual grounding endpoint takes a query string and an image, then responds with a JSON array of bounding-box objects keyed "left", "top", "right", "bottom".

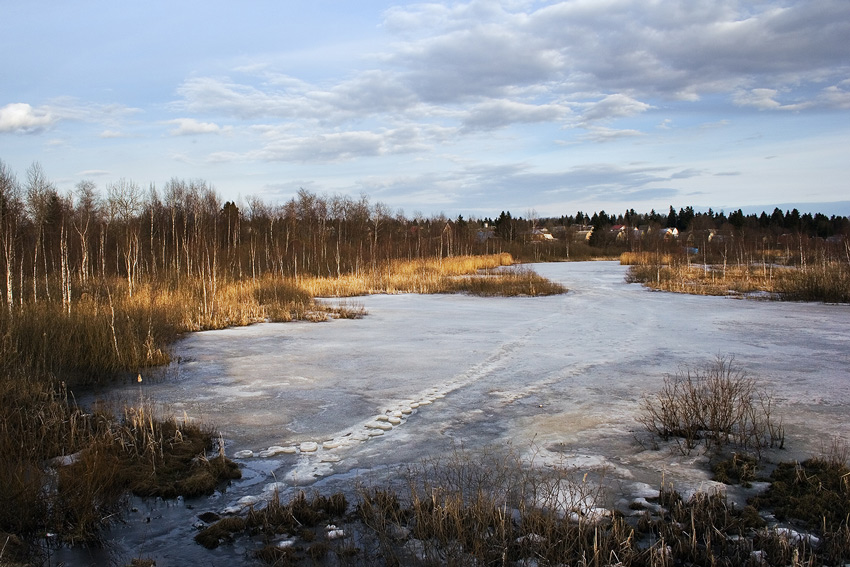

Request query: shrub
[{"left": 639, "top": 356, "right": 784, "bottom": 457}]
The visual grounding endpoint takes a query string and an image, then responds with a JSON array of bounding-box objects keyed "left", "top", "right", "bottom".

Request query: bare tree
[
  {"left": 107, "top": 178, "right": 143, "bottom": 295},
  {"left": 73, "top": 180, "right": 100, "bottom": 284},
  {"left": 25, "top": 162, "right": 58, "bottom": 301},
  {"left": 0, "top": 159, "right": 21, "bottom": 308}
]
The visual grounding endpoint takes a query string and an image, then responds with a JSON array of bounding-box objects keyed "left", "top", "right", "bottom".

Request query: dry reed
[
  {"left": 300, "top": 253, "right": 566, "bottom": 297},
  {"left": 197, "top": 443, "right": 850, "bottom": 566},
  {"left": 623, "top": 251, "right": 850, "bottom": 302}
]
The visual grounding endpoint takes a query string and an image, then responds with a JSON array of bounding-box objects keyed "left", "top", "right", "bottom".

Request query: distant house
[
  {"left": 609, "top": 225, "right": 640, "bottom": 241},
  {"left": 658, "top": 227, "right": 679, "bottom": 240},
  {"left": 476, "top": 227, "right": 497, "bottom": 243},
  {"left": 574, "top": 228, "right": 593, "bottom": 242},
  {"left": 525, "top": 228, "right": 555, "bottom": 241},
  {"left": 708, "top": 230, "right": 732, "bottom": 244}
]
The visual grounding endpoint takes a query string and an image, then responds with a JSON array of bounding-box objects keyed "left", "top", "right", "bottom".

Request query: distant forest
[{"left": 1, "top": 159, "right": 848, "bottom": 307}]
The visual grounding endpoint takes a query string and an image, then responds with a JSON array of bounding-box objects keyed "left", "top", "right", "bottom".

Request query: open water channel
[{"left": 62, "top": 261, "right": 850, "bottom": 565}]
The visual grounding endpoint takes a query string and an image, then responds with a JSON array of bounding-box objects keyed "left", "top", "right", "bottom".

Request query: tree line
[{"left": 2, "top": 158, "right": 849, "bottom": 309}]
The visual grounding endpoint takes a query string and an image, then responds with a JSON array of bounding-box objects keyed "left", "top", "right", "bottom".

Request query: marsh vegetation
[
  {"left": 0, "top": 160, "right": 848, "bottom": 564},
  {"left": 181, "top": 442, "right": 850, "bottom": 566}
]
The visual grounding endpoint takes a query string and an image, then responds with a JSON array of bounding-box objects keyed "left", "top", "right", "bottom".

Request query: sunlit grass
[
  {"left": 0, "top": 252, "right": 565, "bottom": 552},
  {"left": 300, "top": 253, "right": 565, "bottom": 296},
  {"left": 622, "top": 252, "right": 850, "bottom": 302}
]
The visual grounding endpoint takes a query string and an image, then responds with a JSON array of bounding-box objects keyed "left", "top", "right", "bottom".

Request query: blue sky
[{"left": 2, "top": 0, "right": 849, "bottom": 218}]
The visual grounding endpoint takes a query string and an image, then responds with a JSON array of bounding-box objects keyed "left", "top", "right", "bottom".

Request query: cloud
[
  {"left": 175, "top": 77, "right": 299, "bottom": 119},
  {"left": 732, "top": 88, "right": 810, "bottom": 111},
  {"left": 259, "top": 128, "right": 426, "bottom": 162},
  {"left": 0, "top": 103, "right": 57, "bottom": 133},
  {"left": 819, "top": 83, "right": 850, "bottom": 109},
  {"left": 372, "top": 161, "right": 689, "bottom": 209},
  {"left": 461, "top": 100, "right": 568, "bottom": 132},
  {"left": 579, "top": 94, "right": 653, "bottom": 124},
  {"left": 578, "top": 126, "right": 644, "bottom": 143},
  {"left": 165, "top": 0, "right": 849, "bottom": 167},
  {"left": 384, "top": 0, "right": 850, "bottom": 106},
  {"left": 208, "top": 125, "right": 434, "bottom": 164},
  {"left": 166, "top": 118, "right": 229, "bottom": 136},
  {"left": 394, "top": 25, "right": 564, "bottom": 102}
]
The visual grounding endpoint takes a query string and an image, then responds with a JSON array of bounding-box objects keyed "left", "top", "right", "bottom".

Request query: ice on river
[
  {"left": 76, "top": 261, "right": 850, "bottom": 565},
  {"left": 156, "top": 262, "right": 849, "bottom": 478}
]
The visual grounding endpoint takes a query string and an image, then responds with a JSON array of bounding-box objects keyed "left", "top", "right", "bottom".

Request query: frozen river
[{"left": 70, "top": 261, "right": 850, "bottom": 565}]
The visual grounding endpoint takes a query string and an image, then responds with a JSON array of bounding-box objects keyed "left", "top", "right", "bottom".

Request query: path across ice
[
  {"left": 222, "top": 323, "right": 557, "bottom": 512},
  {"left": 227, "top": 312, "right": 550, "bottom": 464}
]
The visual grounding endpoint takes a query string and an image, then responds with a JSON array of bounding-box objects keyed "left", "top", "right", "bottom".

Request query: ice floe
[{"left": 326, "top": 524, "right": 345, "bottom": 539}]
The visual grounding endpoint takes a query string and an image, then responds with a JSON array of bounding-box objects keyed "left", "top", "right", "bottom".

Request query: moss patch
[
  {"left": 712, "top": 453, "right": 758, "bottom": 487},
  {"left": 749, "top": 458, "right": 850, "bottom": 530}
]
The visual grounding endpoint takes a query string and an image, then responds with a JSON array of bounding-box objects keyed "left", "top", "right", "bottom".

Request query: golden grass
[
  {"left": 627, "top": 263, "right": 776, "bottom": 296},
  {"left": 299, "top": 253, "right": 565, "bottom": 296},
  {"left": 0, "top": 252, "right": 564, "bottom": 550},
  {"left": 623, "top": 251, "right": 850, "bottom": 302},
  {"left": 619, "top": 251, "right": 673, "bottom": 266}
]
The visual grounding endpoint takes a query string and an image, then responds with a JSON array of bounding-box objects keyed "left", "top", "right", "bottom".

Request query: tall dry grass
[
  {"left": 0, "top": 375, "right": 240, "bottom": 549},
  {"left": 300, "top": 253, "right": 565, "bottom": 297},
  {"left": 773, "top": 261, "right": 850, "bottom": 302},
  {"left": 0, "top": 275, "right": 335, "bottom": 384},
  {"left": 0, "top": 253, "right": 564, "bottom": 554},
  {"left": 623, "top": 251, "right": 850, "bottom": 302}
]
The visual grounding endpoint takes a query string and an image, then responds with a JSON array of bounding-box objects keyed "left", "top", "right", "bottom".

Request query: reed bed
[
  {"left": 0, "top": 252, "right": 565, "bottom": 555},
  {"left": 0, "top": 275, "right": 342, "bottom": 383},
  {"left": 0, "top": 376, "right": 240, "bottom": 551},
  {"left": 300, "top": 253, "right": 565, "bottom": 297},
  {"left": 622, "top": 252, "right": 850, "bottom": 302},
  {"left": 619, "top": 251, "right": 673, "bottom": 266}
]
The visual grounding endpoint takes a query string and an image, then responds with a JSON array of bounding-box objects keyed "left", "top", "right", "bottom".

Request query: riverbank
[{"left": 0, "top": 254, "right": 565, "bottom": 563}]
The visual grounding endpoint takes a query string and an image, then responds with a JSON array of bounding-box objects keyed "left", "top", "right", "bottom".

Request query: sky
[{"left": 2, "top": 0, "right": 849, "bottom": 219}]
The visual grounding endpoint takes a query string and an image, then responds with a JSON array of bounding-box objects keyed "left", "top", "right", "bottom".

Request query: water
[{"left": 63, "top": 261, "right": 850, "bottom": 565}]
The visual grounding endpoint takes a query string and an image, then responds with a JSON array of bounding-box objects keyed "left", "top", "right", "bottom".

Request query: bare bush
[{"left": 639, "top": 356, "right": 784, "bottom": 457}]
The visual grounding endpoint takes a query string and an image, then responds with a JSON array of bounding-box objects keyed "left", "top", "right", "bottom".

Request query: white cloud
[
  {"left": 0, "top": 103, "right": 57, "bottom": 133},
  {"left": 732, "top": 88, "right": 811, "bottom": 111},
  {"left": 819, "top": 84, "right": 850, "bottom": 109},
  {"left": 167, "top": 118, "right": 229, "bottom": 136},
  {"left": 383, "top": 0, "right": 850, "bottom": 106},
  {"left": 257, "top": 126, "right": 431, "bottom": 163},
  {"left": 578, "top": 94, "right": 652, "bottom": 124},
  {"left": 163, "top": 0, "right": 849, "bottom": 171},
  {"left": 578, "top": 126, "right": 645, "bottom": 143}
]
